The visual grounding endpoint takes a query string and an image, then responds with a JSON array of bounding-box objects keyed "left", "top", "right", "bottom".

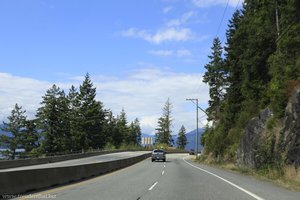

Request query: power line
[
  {"left": 186, "top": 98, "right": 199, "bottom": 156},
  {"left": 215, "top": 0, "right": 230, "bottom": 38},
  {"left": 275, "top": 0, "right": 280, "bottom": 37},
  {"left": 188, "top": 99, "right": 209, "bottom": 116},
  {"left": 221, "top": 0, "right": 242, "bottom": 44},
  {"left": 193, "top": 0, "right": 242, "bottom": 122},
  {"left": 194, "top": 0, "right": 231, "bottom": 104},
  {"left": 276, "top": 20, "right": 297, "bottom": 44}
]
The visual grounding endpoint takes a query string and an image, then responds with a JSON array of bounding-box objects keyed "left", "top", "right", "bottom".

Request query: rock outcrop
[
  {"left": 237, "top": 86, "right": 300, "bottom": 169},
  {"left": 279, "top": 86, "right": 300, "bottom": 169},
  {"left": 237, "top": 108, "right": 273, "bottom": 168}
]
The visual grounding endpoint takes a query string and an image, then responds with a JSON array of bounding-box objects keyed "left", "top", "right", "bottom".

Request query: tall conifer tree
[
  {"left": 77, "top": 73, "right": 106, "bottom": 150},
  {"left": 203, "top": 37, "right": 226, "bottom": 122},
  {"left": 0, "top": 104, "right": 26, "bottom": 159},
  {"left": 155, "top": 98, "right": 173, "bottom": 146},
  {"left": 176, "top": 125, "right": 187, "bottom": 150}
]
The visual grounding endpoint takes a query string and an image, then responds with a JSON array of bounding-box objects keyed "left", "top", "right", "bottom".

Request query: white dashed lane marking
[{"left": 148, "top": 182, "right": 158, "bottom": 191}]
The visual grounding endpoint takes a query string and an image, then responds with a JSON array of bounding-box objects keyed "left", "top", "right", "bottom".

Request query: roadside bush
[{"left": 104, "top": 142, "right": 116, "bottom": 150}]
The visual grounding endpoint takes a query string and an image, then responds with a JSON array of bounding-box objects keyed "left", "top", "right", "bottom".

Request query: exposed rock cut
[
  {"left": 237, "top": 108, "right": 273, "bottom": 168},
  {"left": 279, "top": 86, "right": 300, "bottom": 169}
]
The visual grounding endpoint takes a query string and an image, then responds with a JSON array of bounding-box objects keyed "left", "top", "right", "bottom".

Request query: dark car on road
[
  {"left": 151, "top": 149, "right": 166, "bottom": 162},
  {"left": 189, "top": 149, "right": 195, "bottom": 155}
]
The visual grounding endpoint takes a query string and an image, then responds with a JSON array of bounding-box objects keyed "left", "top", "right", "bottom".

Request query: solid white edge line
[
  {"left": 148, "top": 181, "right": 158, "bottom": 191},
  {"left": 183, "top": 157, "right": 265, "bottom": 200}
]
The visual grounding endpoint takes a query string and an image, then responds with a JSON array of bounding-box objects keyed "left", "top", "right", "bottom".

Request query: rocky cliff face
[
  {"left": 237, "top": 86, "right": 300, "bottom": 169},
  {"left": 279, "top": 86, "right": 300, "bottom": 168},
  {"left": 237, "top": 108, "right": 273, "bottom": 168}
]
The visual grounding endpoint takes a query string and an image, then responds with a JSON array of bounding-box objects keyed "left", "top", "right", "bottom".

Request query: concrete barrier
[
  {"left": 0, "top": 149, "right": 187, "bottom": 170},
  {"left": 0, "top": 153, "right": 150, "bottom": 196},
  {"left": 0, "top": 150, "right": 125, "bottom": 170}
]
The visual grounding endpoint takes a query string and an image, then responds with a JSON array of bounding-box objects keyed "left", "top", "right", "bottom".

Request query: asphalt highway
[
  {"left": 15, "top": 154, "right": 300, "bottom": 200},
  {"left": 0, "top": 151, "right": 149, "bottom": 172}
]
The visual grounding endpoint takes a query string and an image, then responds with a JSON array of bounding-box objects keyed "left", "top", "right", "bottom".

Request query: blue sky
[{"left": 0, "top": 0, "right": 242, "bottom": 134}]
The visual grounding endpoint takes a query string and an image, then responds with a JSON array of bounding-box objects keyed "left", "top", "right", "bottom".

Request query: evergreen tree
[
  {"left": 36, "top": 84, "right": 71, "bottom": 153},
  {"left": 239, "top": 0, "right": 275, "bottom": 106},
  {"left": 116, "top": 108, "right": 129, "bottom": 146},
  {"left": 67, "top": 85, "right": 81, "bottom": 151},
  {"left": 203, "top": 37, "right": 226, "bottom": 122},
  {"left": 225, "top": 9, "right": 242, "bottom": 47},
  {"left": 77, "top": 73, "right": 106, "bottom": 150},
  {"left": 22, "top": 119, "right": 40, "bottom": 153},
  {"left": 155, "top": 98, "right": 173, "bottom": 146},
  {"left": 268, "top": 0, "right": 300, "bottom": 117},
  {"left": 134, "top": 118, "right": 142, "bottom": 145},
  {"left": 128, "top": 118, "right": 142, "bottom": 145},
  {"left": 104, "top": 111, "right": 117, "bottom": 147},
  {"left": 0, "top": 104, "right": 26, "bottom": 159},
  {"left": 176, "top": 125, "right": 187, "bottom": 150},
  {"left": 201, "top": 0, "right": 300, "bottom": 160},
  {"left": 222, "top": 9, "right": 244, "bottom": 127}
]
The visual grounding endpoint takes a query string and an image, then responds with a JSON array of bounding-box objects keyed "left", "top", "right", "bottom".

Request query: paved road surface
[
  {"left": 0, "top": 151, "right": 148, "bottom": 172},
  {"left": 15, "top": 154, "right": 300, "bottom": 200}
]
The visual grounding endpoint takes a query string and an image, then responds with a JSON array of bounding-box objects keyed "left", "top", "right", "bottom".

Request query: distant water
[
  {"left": 0, "top": 148, "right": 25, "bottom": 159},
  {"left": 0, "top": 148, "right": 7, "bottom": 159}
]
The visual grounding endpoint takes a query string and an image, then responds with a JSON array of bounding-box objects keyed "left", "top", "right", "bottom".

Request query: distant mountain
[
  {"left": 141, "top": 128, "right": 204, "bottom": 151},
  {"left": 141, "top": 133, "right": 154, "bottom": 138},
  {"left": 184, "top": 128, "right": 204, "bottom": 151}
]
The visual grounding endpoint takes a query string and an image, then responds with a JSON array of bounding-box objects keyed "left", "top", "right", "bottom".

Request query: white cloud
[
  {"left": 192, "top": 0, "right": 243, "bottom": 8},
  {"left": 0, "top": 69, "right": 209, "bottom": 134},
  {"left": 140, "top": 115, "right": 161, "bottom": 134},
  {"left": 166, "top": 11, "right": 195, "bottom": 27},
  {"left": 163, "top": 6, "right": 173, "bottom": 14},
  {"left": 148, "top": 50, "right": 173, "bottom": 57},
  {"left": 121, "top": 28, "right": 142, "bottom": 37},
  {"left": 0, "top": 73, "right": 51, "bottom": 120},
  {"left": 121, "top": 27, "right": 194, "bottom": 44},
  {"left": 40, "top": 1, "right": 55, "bottom": 9},
  {"left": 96, "top": 68, "right": 209, "bottom": 134},
  {"left": 0, "top": 73, "right": 82, "bottom": 121},
  {"left": 148, "top": 49, "right": 192, "bottom": 57},
  {"left": 152, "top": 28, "right": 193, "bottom": 43},
  {"left": 176, "top": 49, "right": 192, "bottom": 57}
]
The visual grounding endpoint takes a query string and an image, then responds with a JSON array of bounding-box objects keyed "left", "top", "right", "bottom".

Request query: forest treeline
[
  {"left": 201, "top": 0, "right": 300, "bottom": 159},
  {"left": 0, "top": 74, "right": 142, "bottom": 159},
  {"left": 0, "top": 75, "right": 189, "bottom": 159}
]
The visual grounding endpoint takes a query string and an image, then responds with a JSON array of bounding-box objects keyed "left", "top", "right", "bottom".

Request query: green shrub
[
  {"left": 104, "top": 142, "right": 116, "bottom": 150},
  {"left": 266, "top": 116, "right": 277, "bottom": 130}
]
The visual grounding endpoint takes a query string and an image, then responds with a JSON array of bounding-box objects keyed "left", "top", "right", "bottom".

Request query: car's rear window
[{"left": 154, "top": 150, "right": 164, "bottom": 153}]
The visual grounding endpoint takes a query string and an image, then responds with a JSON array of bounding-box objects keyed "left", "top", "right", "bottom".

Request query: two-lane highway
[{"left": 16, "top": 154, "right": 300, "bottom": 200}]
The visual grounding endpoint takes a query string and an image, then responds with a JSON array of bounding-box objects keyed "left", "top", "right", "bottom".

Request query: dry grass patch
[{"left": 196, "top": 157, "right": 300, "bottom": 191}]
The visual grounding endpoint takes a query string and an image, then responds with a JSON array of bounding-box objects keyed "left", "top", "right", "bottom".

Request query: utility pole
[
  {"left": 275, "top": 0, "right": 280, "bottom": 38},
  {"left": 186, "top": 99, "right": 199, "bottom": 157}
]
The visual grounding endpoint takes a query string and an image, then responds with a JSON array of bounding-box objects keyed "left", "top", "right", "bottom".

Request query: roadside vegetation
[
  {"left": 0, "top": 74, "right": 142, "bottom": 159},
  {"left": 200, "top": 0, "right": 300, "bottom": 187},
  {"left": 0, "top": 79, "right": 188, "bottom": 159},
  {"left": 154, "top": 98, "right": 188, "bottom": 151},
  {"left": 198, "top": 154, "right": 300, "bottom": 191}
]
